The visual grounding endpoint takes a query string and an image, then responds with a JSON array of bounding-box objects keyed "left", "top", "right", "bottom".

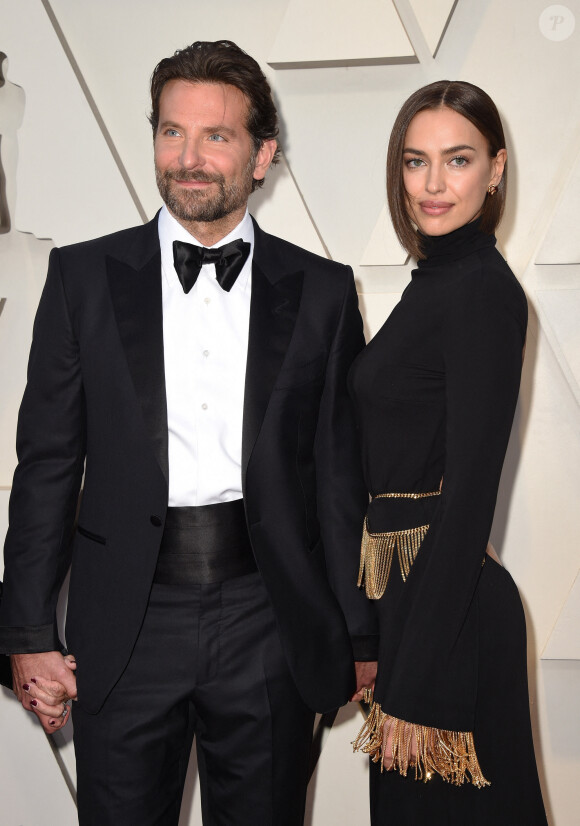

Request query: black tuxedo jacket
[{"left": 0, "top": 215, "right": 376, "bottom": 713}]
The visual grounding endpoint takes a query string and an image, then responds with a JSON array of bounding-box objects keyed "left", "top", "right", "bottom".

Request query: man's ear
[{"left": 253, "top": 139, "right": 278, "bottom": 182}]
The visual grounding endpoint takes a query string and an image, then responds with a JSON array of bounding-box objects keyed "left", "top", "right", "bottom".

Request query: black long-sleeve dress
[{"left": 349, "top": 220, "right": 547, "bottom": 824}]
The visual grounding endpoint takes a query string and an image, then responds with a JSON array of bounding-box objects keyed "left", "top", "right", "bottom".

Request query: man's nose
[{"left": 179, "top": 138, "right": 205, "bottom": 169}]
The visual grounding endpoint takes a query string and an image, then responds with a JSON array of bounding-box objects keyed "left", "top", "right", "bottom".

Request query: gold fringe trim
[
  {"left": 357, "top": 491, "right": 440, "bottom": 600},
  {"left": 357, "top": 520, "right": 429, "bottom": 599},
  {"left": 353, "top": 702, "right": 490, "bottom": 788}
]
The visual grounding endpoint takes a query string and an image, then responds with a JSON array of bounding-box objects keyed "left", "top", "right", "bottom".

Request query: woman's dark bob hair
[{"left": 387, "top": 80, "right": 507, "bottom": 260}]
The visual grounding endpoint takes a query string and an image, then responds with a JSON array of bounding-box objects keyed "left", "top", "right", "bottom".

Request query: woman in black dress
[{"left": 350, "top": 81, "right": 547, "bottom": 825}]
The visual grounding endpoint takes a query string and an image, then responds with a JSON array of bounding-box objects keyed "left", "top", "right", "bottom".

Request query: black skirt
[{"left": 369, "top": 556, "right": 547, "bottom": 825}]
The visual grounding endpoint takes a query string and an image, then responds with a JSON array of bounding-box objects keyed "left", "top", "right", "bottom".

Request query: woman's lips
[{"left": 419, "top": 201, "right": 453, "bottom": 216}]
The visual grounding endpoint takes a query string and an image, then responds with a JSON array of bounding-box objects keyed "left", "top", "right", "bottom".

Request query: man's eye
[
  {"left": 208, "top": 134, "right": 225, "bottom": 142},
  {"left": 165, "top": 129, "right": 180, "bottom": 137}
]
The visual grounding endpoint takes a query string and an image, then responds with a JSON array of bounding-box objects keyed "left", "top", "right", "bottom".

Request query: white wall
[{"left": 1, "top": 1, "right": 579, "bottom": 823}]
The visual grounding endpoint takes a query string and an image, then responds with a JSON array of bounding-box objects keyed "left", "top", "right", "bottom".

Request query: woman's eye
[
  {"left": 450, "top": 156, "right": 468, "bottom": 167},
  {"left": 406, "top": 158, "right": 425, "bottom": 168}
]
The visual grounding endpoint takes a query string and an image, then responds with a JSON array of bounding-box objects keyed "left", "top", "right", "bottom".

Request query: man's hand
[
  {"left": 350, "top": 660, "right": 378, "bottom": 702},
  {"left": 10, "top": 651, "right": 77, "bottom": 734}
]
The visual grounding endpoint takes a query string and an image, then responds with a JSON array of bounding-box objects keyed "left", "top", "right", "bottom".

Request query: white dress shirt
[{"left": 158, "top": 205, "right": 253, "bottom": 506}]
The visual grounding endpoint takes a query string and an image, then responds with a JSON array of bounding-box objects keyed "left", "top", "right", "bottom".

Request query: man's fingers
[
  {"left": 11, "top": 651, "right": 78, "bottom": 709},
  {"left": 22, "top": 678, "right": 68, "bottom": 706}
]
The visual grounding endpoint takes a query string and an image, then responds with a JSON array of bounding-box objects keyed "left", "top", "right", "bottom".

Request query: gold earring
[{"left": 487, "top": 184, "right": 498, "bottom": 196}]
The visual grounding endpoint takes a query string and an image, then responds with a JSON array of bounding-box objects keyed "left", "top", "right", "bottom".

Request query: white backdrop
[{"left": 1, "top": 1, "right": 579, "bottom": 824}]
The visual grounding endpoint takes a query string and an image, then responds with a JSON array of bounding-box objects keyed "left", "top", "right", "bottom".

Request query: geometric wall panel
[
  {"left": 0, "top": 689, "right": 77, "bottom": 824},
  {"left": 1, "top": 0, "right": 141, "bottom": 246},
  {"left": 0, "top": 231, "right": 52, "bottom": 485},
  {"left": 536, "top": 151, "right": 580, "bottom": 264},
  {"left": 268, "top": 0, "right": 416, "bottom": 68},
  {"left": 535, "top": 288, "right": 580, "bottom": 407},
  {"left": 0, "top": 489, "right": 9, "bottom": 555},
  {"left": 542, "top": 569, "right": 580, "bottom": 659},
  {"left": 0, "top": 54, "right": 24, "bottom": 233},
  {"left": 250, "top": 153, "right": 328, "bottom": 257},
  {"left": 358, "top": 291, "right": 402, "bottom": 341},
  {"left": 305, "top": 705, "right": 372, "bottom": 824},
  {"left": 360, "top": 203, "right": 409, "bottom": 266},
  {"left": 408, "top": 0, "right": 459, "bottom": 56}
]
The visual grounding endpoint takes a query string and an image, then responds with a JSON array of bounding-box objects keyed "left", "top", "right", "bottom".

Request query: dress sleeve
[{"left": 354, "top": 262, "right": 527, "bottom": 784}]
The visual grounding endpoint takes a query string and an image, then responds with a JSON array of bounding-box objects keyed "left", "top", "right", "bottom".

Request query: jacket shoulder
[
  {"left": 253, "top": 220, "right": 352, "bottom": 280},
  {"left": 55, "top": 218, "right": 158, "bottom": 264}
]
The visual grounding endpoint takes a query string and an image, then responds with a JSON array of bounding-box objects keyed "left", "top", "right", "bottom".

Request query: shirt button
[
  {"left": 204, "top": 297, "right": 211, "bottom": 304},
  {"left": 150, "top": 515, "right": 163, "bottom": 527},
  {"left": 203, "top": 349, "right": 209, "bottom": 357},
  {"left": 201, "top": 403, "right": 208, "bottom": 410}
]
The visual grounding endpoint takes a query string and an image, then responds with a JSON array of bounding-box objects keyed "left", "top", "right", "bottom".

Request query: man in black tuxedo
[{"left": 0, "top": 40, "right": 376, "bottom": 825}]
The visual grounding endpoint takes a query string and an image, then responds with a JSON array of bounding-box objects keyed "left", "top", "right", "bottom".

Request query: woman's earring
[{"left": 487, "top": 184, "right": 498, "bottom": 195}]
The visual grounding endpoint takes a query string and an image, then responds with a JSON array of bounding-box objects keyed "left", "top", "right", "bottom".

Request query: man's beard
[{"left": 155, "top": 161, "right": 255, "bottom": 224}]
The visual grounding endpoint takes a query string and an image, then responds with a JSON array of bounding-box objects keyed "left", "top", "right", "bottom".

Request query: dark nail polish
[
  {"left": 30, "top": 678, "right": 37, "bottom": 684},
  {"left": 22, "top": 683, "right": 30, "bottom": 691},
  {"left": 30, "top": 699, "right": 38, "bottom": 707}
]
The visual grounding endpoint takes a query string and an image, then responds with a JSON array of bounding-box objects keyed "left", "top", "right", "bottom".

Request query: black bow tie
[{"left": 173, "top": 238, "right": 251, "bottom": 294}]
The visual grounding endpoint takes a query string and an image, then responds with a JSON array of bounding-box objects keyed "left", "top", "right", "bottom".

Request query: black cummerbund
[{"left": 154, "top": 499, "right": 257, "bottom": 586}]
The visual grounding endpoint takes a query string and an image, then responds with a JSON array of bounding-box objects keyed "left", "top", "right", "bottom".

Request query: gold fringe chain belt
[{"left": 357, "top": 491, "right": 441, "bottom": 600}]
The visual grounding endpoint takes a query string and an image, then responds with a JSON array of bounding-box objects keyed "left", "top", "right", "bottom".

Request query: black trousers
[{"left": 72, "top": 571, "right": 315, "bottom": 825}]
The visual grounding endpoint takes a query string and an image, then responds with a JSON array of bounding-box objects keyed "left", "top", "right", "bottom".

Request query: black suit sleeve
[
  {"left": 0, "top": 247, "right": 86, "bottom": 654},
  {"left": 314, "top": 270, "right": 378, "bottom": 660}
]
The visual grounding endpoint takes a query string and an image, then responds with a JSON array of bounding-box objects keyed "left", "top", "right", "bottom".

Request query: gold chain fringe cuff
[
  {"left": 353, "top": 701, "right": 490, "bottom": 788},
  {"left": 357, "top": 492, "right": 440, "bottom": 600}
]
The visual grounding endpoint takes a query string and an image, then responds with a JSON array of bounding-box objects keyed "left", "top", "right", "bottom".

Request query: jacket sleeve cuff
[
  {"left": 0, "top": 623, "right": 63, "bottom": 654},
  {"left": 351, "top": 634, "right": 379, "bottom": 661}
]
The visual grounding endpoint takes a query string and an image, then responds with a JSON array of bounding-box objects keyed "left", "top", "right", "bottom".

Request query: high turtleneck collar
[{"left": 415, "top": 218, "right": 496, "bottom": 269}]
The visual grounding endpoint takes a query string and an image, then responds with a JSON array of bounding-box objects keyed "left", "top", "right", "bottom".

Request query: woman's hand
[
  {"left": 350, "top": 660, "right": 378, "bottom": 702},
  {"left": 382, "top": 716, "right": 418, "bottom": 770}
]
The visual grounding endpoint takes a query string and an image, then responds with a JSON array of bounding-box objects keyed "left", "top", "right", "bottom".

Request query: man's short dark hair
[{"left": 150, "top": 40, "right": 279, "bottom": 190}]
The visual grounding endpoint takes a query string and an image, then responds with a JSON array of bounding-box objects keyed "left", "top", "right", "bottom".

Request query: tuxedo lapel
[
  {"left": 106, "top": 216, "right": 303, "bottom": 489},
  {"left": 107, "top": 220, "right": 169, "bottom": 484},
  {"left": 242, "top": 223, "right": 304, "bottom": 480}
]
